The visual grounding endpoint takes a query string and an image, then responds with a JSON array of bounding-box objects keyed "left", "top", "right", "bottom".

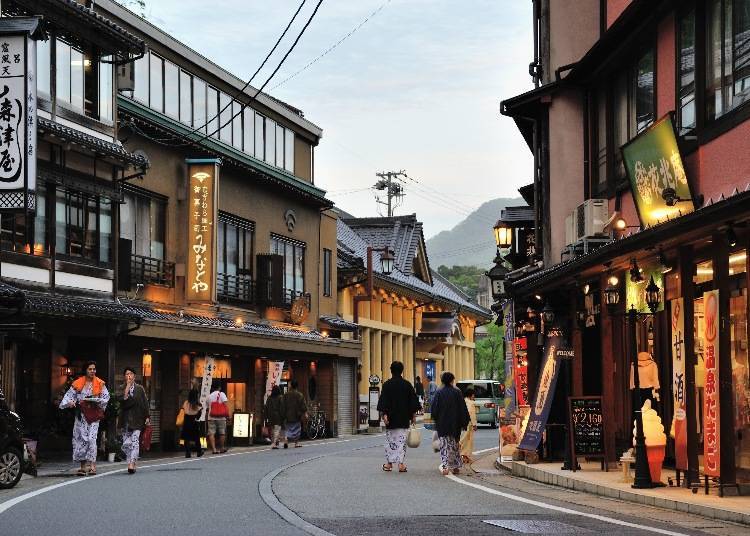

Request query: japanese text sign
[
  {"left": 622, "top": 114, "right": 693, "bottom": 228},
  {"left": 514, "top": 336, "right": 529, "bottom": 407},
  {"left": 702, "top": 290, "right": 720, "bottom": 477},
  {"left": 670, "top": 298, "right": 688, "bottom": 471},
  {"left": 0, "top": 23, "right": 37, "bottom": 211},
  {"left": 186, "top": 159, "right": 220, "bottom": 303},
  {"left": 264, "top": 361, "right": 284, "bottom": 403},
  {"left": 502, "top": 300, "right": 516, "bottom": 417},
  {"left": 198, "top": 355, "right": 215, "bottom": 422}
]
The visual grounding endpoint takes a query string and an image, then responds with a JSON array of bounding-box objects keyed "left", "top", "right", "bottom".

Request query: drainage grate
[{"left": 482, "top": 520, "right": 590, "bottom": 533}]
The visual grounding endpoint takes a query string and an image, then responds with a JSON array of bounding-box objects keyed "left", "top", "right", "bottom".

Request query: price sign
[{"left": 568, "top": 396, "right": 608, "bottom": 471}]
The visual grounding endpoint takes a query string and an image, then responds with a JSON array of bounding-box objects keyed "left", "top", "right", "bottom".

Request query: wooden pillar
[
  {"left": 359, "top": 327, "right": 371, "bottom": 396},
  {"left": 383, "top": 332, "right": 393, "bottom": 378},
  {"left": 571, "top": 289, "right": 584, "bottom": 396},
  {"left": 679, "top": 246, "right": 699, "bottom": 485},
  {"left": 371, "top": 329, "right": 382, "bottom": 381},
  {"left": 599, "top": 271, "right": 618, "bottom": 463}
]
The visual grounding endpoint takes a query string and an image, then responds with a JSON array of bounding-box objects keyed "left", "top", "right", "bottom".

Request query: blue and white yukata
[
  {"left": 60, "top": 383, "right": 110, "bottom": 463},
  {"left": 121, "top": 384, "right": 141, "bottom": 464}
]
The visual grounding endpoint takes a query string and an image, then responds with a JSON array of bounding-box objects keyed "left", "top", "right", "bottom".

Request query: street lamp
[
  {"left": 603, "top": 279, "right": 620, "bottom": 314},
  {"left": 379, "top": 249, "right": 395, "bottom": 276},
  {"left": 645, "top": 276, "right": 661, "bottom": 313},
  {"left": 353, "top": 246, "right": 396, "bottom": 326},
  {"left": 487, "top": 260, "right": 509, "bottom": 301},
  {"left": 541, "top": 301, "right": 555, "bottom": 325},
  {"left": 493, "top": 220, "right": 513, "bottom": 249}
]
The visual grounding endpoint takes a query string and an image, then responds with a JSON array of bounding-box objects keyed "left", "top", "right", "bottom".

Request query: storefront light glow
[
  {"left": 493, "top": 221, "right": 513, "bottom": 249},
  {"left": 645, "top": 276, "right": 662, "bottom": 314},
  {"left": 607, "top": 274, "right": 619, "bottom": 287},
  {"left": 603, "top": 282, "right": 620, "bottom": 312},
  {"left": 727, "top": 224, "right": 738, "bottom": 247},
  {"left": 583, "top": 283, "right": 590, "bottom": 295}
]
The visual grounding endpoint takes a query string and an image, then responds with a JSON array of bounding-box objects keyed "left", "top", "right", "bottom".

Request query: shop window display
[{"left": 729, "top": 250, "right": 750, "bottom": 481}]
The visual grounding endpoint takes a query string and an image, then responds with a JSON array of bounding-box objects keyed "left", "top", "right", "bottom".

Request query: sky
[{"left": 133, "top": 0, "right": 533, "bottom": 238}]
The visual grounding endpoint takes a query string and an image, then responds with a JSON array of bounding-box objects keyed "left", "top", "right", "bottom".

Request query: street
[{"left": 1, "top": 428, "right": 745, "bottom": 536}]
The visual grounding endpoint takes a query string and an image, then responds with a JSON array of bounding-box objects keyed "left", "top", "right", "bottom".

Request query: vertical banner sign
[
  {"left": 514, "top": 336, "right": 529, "bottom": 406},
  {"left": 670, "top": 298, "right": 688, "bottom": 471},
  {"left": 264, "top": 361, "right": 284, "bottom": 402},
  {"left": 186, "top": 159, "right": 220, "bottom": 303},
  {"left": 519, "top": 329, "right": 564, "bottom": 452},
  {"left": 502, "top": 301, "right": 516, "bottom": 417},
  {"left": 0, "top": 23, "right": 37, "bottom": 211},
  {"left": 198, "top": 355, "right": 215, "bottom": 422},
  {"left": 702, "top": 290, "right": 720, "bottom": 477}
]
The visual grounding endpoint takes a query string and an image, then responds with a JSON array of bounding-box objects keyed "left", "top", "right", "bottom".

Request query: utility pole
[{"left": 374, "top": 170, "right": 406, "bottom": 217}]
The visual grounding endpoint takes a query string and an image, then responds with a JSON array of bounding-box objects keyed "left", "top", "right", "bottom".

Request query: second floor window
[
  {"left": 323, "top": 248, "right": 332, "bottom": 297},
  {"left": 55, "top": 188, "right": 111, "bottom": 264},
  {"left": 217, "top": 213, "right": 254, "bottom": 302},
  {"left": 51, "top": 38, "right": 112, "bottom": 122},
  {"left": 271, "top": 235, "right": 305, "bottom": 298},
  {"left": 120, "top": 188, "right": 166, "bottom": 261},
  {"left": 678, "top": 8, "right": 697, "bottom": 133}
]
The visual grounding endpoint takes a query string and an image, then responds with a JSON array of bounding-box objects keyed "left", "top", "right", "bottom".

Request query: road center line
[{"left": 446, "top": 474, "right": 689, "bottom": 536}]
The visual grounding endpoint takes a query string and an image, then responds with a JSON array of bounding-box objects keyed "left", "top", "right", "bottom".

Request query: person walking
[
  {"left": 283, "top": 380, "right": 307, "bottom": 448},
  {"left": 414, "top": 376, "right": 425, "bottom": 409},
  {"left": 430, "top": 371, "right": 470, "bottom": 475},
  {"left": 59, "top": 361, "right": 110, "bottom": 476},
  {"left": 120, "top": 367, "right": 150, "bottom": 474},
  {"left": 425, "top": 375, "right": 438, "bottom": 411},
  {"left": 377, "top": 361, "right": 421, "bottom": 473},
  {"left": 180, "top": 389, "right": 204, "bottom": 458},
  {"left": 264, "top": 385, "right": 286, "bottom": 449},
  {"left": 459, "top": 387, "right": 478, "bottom": 464},
  {"left": 207, "top": 381, "right": 229, "bottom": 454}
]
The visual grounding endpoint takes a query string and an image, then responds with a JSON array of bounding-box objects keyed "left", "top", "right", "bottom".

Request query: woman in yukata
[{"left": 59, "top": 361, "right": 110, "bottom": 475}]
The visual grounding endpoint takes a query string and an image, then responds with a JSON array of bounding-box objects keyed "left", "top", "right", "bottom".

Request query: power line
[{"left": 270, "top": 0, "right": 392, "bottom": 90}]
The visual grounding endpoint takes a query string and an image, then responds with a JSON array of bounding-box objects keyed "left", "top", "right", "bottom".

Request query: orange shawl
[{"left": 71, "top": 376, "right": 106, "bottom": 397}]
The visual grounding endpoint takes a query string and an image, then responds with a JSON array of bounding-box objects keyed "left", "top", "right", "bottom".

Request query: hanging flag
[
  {"left": 670, "top": 298, "right": 688, "bottom": 471},
  {"left": 502, "top": 300, "right": 516, "bottom": 418},
  {"left": 197, "top": 355, "right": 215, "bottom": 422},
  {"left": 702, "top": 290, "right": 720, "bottom": 477},
  {"left": 264, "top": 361, "right": 284, "bottom": 402}
]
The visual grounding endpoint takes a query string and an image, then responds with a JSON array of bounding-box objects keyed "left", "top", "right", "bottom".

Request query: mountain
[{"left": 426, "top": 197, "right": 524, "bottom": 269}]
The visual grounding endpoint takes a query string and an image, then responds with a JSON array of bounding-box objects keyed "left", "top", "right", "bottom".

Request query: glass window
[
  {"left": 270, "top": 235, "right": 305, "bottom": 299},
  {"left": 207, "top": 86, "right": 219, "bottom": 139},
  {"left": 133, "top": 53, "right": 148, "bottom": 103},
  {"left": 57, "top": 189, "right": 103, "bottom": 263},
  {"left": 37, "top": 38, "right": 50, "bottom": 96},
  {"left": 164, "top": 60, "right": 179, "bottom": 118},
  {"left": 232, "top": 101, "right": 243, "bottom": 149},
  {"left": 255, "top": 113, "right": 265, "bottom": 159},
  {"left": 276, "top": 124, "right": 285, "bottom": 168},
  {"left": 595, "top": 87, "right": 607, "bottom": 191},
  {"left": 179, "top": 70, "right": 192, "bottom": 126},
  {"left": 635, "top": 49, "right": 654, "bottom": 133},
  {"left": 120, "top": 189, "right": 166, "bottom": 261},
  {"left": 99, "top": 58, "right": 113, "bottom": 122},
  {"left": 323, "top": 248, "right": 332, "bottom": 296},
  {"left": 217, "top": 213, "right": 254, "bottom": 302},
  {"left": 678, "top": 9, "right": 696, "bottom": 133},
  {"left": 33, "top": 182, "right": 47, "bottom": 254},
  {"left": 244, "top": 108, "right": 254, "bottom": 156},
  {"left": 149, "top": 53, "right": 164, "bottom": 113},
  {"left": 150, "top": 198, "right": 165, "bottom": 259},
  {"left": 70, "top": 48, "right": 84, "bottom": 111},
  {"left": 284, "top": 129, "right": 294, "bottom": 173},
  {"left": 694, "top": 259, "right": 714, "bottom": 284},
  {"left": 99, "top": 199, "right": 111, "bottom": 263},
  {"left": 265, "top": 118, "right": 276, "bottom": 165},
  {"left": 613, "top": 72, "right": 629, "bottom": 177},
  {"left": 55, "top": 40, "right": 71, "bottom": 104},
  {"left": 193, "top": 78, "right": 206, "bottom": 132},
  {"left": 219, "top": 92, "right": 232, "bottom": 143},
  {"left": 735, "top": 1, "right": 750, "bottom": 103}
]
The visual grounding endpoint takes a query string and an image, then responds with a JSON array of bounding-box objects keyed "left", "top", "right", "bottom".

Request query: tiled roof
[
  {"left": 319, "top": 315, "right": 359, "bottom": 332},
  {"left": 0, "top": 281, "right": 24, "bottom": 301},
  {"left": 500, "top": 205, "right": 534, "bottom": 223},
  {"left": 38, "top": 117, "right": 149, "bottom": 168},
  {"left": 24, "top": 293, "right": 142, "bottom": 322}
]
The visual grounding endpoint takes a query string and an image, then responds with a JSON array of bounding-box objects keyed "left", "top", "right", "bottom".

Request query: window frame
[
  {"left": 217, "top": 212, "right": 255, "bottom": 303},
  {"left": 270, "top": 234, "right": 306, "bottom": 298},
  {"left": 119, "top": 186, "right": 168, "bottom": 262},
  {"left": 323, "top": 248, "right": 332, "bottom": 297}
]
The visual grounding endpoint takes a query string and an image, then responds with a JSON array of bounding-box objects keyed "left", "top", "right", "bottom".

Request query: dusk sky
[{"left": 133, "top": 0, "right": 533, "bottom": 238}]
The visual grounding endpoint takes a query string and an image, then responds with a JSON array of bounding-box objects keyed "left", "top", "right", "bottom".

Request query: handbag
[
  {"left": 432, "top": 430, "right": 440, "bottom": 453},
  {"left": 406, "top": 425, "right": 421, "bottom": 448},
  {"left": 175, "top": 408, "right": 185, "bottom": 427},
  {"left": 140, "top": 424, "right": 153, "bottom": 452},
  {"left": 209, "top": 394, "right": 229, "bottom": 418},
  {"left": 80, "top": 401, "right": 105, "bottom": 424}
]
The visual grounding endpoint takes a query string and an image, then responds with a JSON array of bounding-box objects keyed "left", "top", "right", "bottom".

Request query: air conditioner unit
[
  {"left": 565, "top": 212, "right": 577, "bottom": 246},
  {"left": 575, "top": 199, "right": 609, "bottom": 240}
]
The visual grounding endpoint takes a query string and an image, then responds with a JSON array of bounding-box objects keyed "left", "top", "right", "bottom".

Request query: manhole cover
[{"left": 483, "top": 520, "right": 589, "bottom": 533}]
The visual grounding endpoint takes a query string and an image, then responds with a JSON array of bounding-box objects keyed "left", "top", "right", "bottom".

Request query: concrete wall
[
  {"left": 606, "top": 0, "right": 632, "bottom": 29},
  {"left": 549, "top": 0, "right": 600, "bottom": 77}
]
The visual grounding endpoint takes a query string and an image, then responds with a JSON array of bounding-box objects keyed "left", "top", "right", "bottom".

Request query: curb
[{"left": 498, "top": 460, "right": 750, "bottom": 526}]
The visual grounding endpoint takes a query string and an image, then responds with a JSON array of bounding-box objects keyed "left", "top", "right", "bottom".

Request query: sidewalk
[{"left": 491, "top": 457, "right": 750, "bottom": 526}]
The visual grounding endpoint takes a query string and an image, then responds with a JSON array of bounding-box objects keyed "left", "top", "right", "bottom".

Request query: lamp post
[
  {"left": 493, "top": 220, "right": 513, "bottom": 250},
  {"left": 353, "top": 246, "right": 395, "bottom": 326}
]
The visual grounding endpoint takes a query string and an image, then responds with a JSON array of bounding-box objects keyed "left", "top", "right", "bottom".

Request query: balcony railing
[
  {"left": 217, "top": 273, "right": 255, "bottom": 304},
  {"left": 131, "top": 254, "right": 175, "bottom": 287},
  {"left": 283, "top": 288, "right": 311, "bottom": 309}
]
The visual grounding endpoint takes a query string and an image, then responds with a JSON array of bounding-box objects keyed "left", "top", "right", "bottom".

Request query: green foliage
[
  {"left": 117, "top": 0, "right": 147, "bottom": 18},
  {"left": 475, "top": 323, "right": 505, "bottom": 381},
  {"left": 437, "top": 264, "right": 485, "bottom": 298}
]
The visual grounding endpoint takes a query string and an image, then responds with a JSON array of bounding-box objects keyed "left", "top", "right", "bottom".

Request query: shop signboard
[
  {"left": 670, "top": 298, "right": 688, "bottom": 471},
  {"left": 626, "top": 267, "right": 664, "bottom": 313},
  {"left": 702, "top": 290, "right": 720, "bottom": 477},
  {"left": 186, "top": 159, "right": 220, "bottom": 304},
  {"left": 514, "top": 336, "right": 529, "bottom": 407},
  {"left": 232, "top": 412, "right": 250, "bottom": 438},
  {"left": 518, "top": 329, "right": 564, "bottom": 452},
  {"left": 0, "top": 20, "right": 38, "bottom": 212},
  {"left": 622, "top": 114, "right": 693, "bottom": 228},
  {"left": 567, "top": 396, "right": 607, "bottom": 471},
  {"left": 197, "top": 355, "right": 215, "bottom": 422},
  {"left": 502, "top": 300, "right": 516, "bottom": 418},
  {"left": 264, "top": 361, "right": 284, "bottom": 402}
]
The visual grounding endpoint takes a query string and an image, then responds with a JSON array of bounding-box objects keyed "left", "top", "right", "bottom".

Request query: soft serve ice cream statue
[{"left": 634, "top": 399, "right": 667, "bottom": 483}]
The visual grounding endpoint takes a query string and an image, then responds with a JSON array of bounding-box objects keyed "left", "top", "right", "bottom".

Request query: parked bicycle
[{"left": 306, "top": 403, "right": 326, "bottom": 440}]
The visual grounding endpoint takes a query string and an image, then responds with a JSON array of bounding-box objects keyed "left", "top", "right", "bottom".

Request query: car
[
  {"left": 0, "top": 398, "right": 25, "bottom": 489},
  {"left": 457, "top": 380, "right": 504, "bottom": 428}
]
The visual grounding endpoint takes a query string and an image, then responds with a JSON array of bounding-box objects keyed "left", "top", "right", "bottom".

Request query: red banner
[
  {"left": 514, "top": 337, "right": 529, "bottom": 406},
  {"left": 702, "top": 290, "right": 720, "bottom": 477}
]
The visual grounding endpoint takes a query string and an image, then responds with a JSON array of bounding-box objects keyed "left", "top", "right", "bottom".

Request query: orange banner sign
[
  {"left": 702, "top": 290, "right": 720, "bottom": 477},
  {"left": 186, "top": 159, "right": 220, "bottom": 304}
]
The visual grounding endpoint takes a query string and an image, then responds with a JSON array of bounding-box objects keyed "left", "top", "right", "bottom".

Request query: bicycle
[{"left": 306, "top": 403, "right": 326, "bottom": 440}]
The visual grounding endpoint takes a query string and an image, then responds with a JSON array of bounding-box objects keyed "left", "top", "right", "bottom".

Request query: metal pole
[{"left": 630, "top": 306, "right": 653, "bottom": 488}]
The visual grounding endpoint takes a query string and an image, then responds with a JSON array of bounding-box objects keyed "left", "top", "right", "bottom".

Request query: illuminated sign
[
  {"left": 0, "top": 20, "right": 39, "bottom": 211},
  {"left": 702, "top": 290, "right": 720, "bottom": 477},
  {"left": 186, "top": 159, "right": 220, "bottom": 303},
  {"left": 622, "top": 114, "right": 693, "bottom": 228},
  {"left": 233, "top": 412, "right": 251, "bottom": 438}
]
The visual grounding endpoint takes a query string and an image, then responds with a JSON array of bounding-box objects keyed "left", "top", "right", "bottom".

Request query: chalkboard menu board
[{"left": 567, "top": 396, "right": 607, "bottom": 471}]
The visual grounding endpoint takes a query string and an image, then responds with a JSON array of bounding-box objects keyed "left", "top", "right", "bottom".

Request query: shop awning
[
  {"left": 417, "top": 312, "right": 457, "bottom": 354},
  {"left": 500, "top": 82, "right": 558, "bottom": 150},
  {"left": 318, "top": 315, "right": 359, "bottom": 333},
  {"left": 23, "top": 292, "right": 142, "bottom": 323}
]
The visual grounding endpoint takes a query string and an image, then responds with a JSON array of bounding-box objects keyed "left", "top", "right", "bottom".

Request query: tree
[
  {"left": 475, "top": 322, "right": 505, "bottom": 381},
  {"left": 437, "top": 264, "right": 485, "bottom": 298},
  {"left": 117, "top": 0, "right": 147, "bottom": 18}
]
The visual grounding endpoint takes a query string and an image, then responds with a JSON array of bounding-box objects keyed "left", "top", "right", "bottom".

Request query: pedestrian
[
  {"left": 264, "top": 385, "right": 286, "bottom": 449},
  {"left": 377, "top": 361, "right": 421, "bottom": 473},
  {"left": 119, "top": 367, "right": 150, "bottom": 474},
  {"left": 180, "top": 389, "right": 204, "bottom": 458},
  {"left": 207, "top": 381, "right": 229, "bottom": 454},
  {"left": 426, "top": 374, "right": 438, "bottom": 411},
  {"left": 283, "top": 380, "right": 307, "bottom": 448},
  {"left": 414, "top": 375, "right": 425, "bottom": 408},
  {"left": 459, "top": 387, "right": 478, "bottom": 464},
  {"left": 59, "top": 361, "right": 110, "bottom": 476},
  {"left": 430, "top": 371, "right": 470, "bottom": 475}
]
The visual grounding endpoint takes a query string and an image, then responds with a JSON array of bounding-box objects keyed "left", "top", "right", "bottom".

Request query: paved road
[{"left": 0, "top": 428, "right": 745, "bottom": 536}]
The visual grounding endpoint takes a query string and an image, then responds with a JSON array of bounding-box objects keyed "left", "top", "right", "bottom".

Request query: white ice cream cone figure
[{"left": 633, "top": 399, "right": 666, "bottom": 483}]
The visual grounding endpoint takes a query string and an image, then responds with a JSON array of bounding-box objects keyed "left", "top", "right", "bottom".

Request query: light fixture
[
  {"left": 603, "top": 279, "right": 620, "bottom": 314},
  {"left": 234, "top": 316, "right": 244, "bottom": 326},
  {"left": 614, "top": 217, "right": 627, "bottom": 231},
  {"left": 526, "top": 306, "right": 537, "bottom": 319},
  {"left": 645, "top": 275, "right": 662, "bottom": 314},
  {"left": 534, "top": 294, "right": 542, "bottom": 301},
  {"left": 630, "top": 258, "right": 644, "bottom": 283},
  {"left": 493, "top": 220, "right": 513, "bottom": 249},
  {"left": 60, "top": 361, "right": 72, "bottom": 377},
  {"left": 541, "top": 301, "right": 555, "bottom": 325},
  {"left": 658, "top": 250, "right": 672, "bottom": 274},
  {"left": 727, "top": 223, "right": 738, "bottom": 248},
  {"left": 379, "top": 249, "right": 395, "bottom": 275},
  {"left": 583, "top": 283, "right": 590, "bottom": 295},
  {"left": 647, "top": 320, "right": 654, "bottom": 341},
  {"left": 607, "top": 274, "right": 619, "bottom": 287}
]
